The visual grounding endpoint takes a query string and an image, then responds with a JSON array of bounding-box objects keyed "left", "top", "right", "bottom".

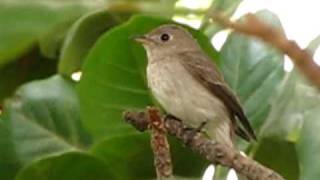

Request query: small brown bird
[{"left": 135, "top": 24, "right": 256, "bottom": 148}]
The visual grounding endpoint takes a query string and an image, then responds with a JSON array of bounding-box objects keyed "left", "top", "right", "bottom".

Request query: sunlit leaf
[{"left": 220, "top": 10, "right": 285, "bottom": 130}]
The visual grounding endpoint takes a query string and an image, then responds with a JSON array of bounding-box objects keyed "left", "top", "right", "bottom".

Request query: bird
[{"left": 134, "top": 24, "right": 256, "bottom": 148}]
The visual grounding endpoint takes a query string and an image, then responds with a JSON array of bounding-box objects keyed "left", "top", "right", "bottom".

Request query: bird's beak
[{"left": 131, "top": 35, "right": 151, "bottom": 44}]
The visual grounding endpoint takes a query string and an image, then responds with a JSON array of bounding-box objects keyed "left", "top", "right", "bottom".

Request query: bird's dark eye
[{"left": 160, "top": 33, "right": 170, "bottom": 42}]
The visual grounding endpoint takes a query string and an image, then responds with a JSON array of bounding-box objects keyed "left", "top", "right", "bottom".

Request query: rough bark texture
[
  {"left": 148, "top": 107, "right": 173, "bottom": 179},
  {"left": 123, "top": 109, "right": 285, "bottom": 180}
]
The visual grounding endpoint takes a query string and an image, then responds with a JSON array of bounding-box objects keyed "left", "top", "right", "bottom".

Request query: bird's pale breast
[{"left": 147, "top": 58, "right": 233, "bottom": 147}]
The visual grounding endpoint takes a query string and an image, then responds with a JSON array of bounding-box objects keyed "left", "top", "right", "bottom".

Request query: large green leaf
[
  {"left": 0, "top": 0, "right": 179, "bottom": 65},
  {"left": 0, "top": 1, "right": 98, "bottom": 65},
  {"left": 77, "top": 15, "right": 219, "bottom": 140},
  {"left": 91, "top": 134, "right": 207, "bottom": 179},
  {"left": 59, "top": 9, "right": 120, "bottom": 77},
  {"left": 251, "top": 67, "right": 320, "bottom": 180},
  {"left": 77, "top": 15, "right": 215, "bottom": 179},
  {"left": 15, "top": 152, "right": 115, "bottom": 180},
  {"left": 1, "top": 75, "right": 90, "bottom": 168},
  {"left": 220, "top": 10, "right": 285, "bottom": 130}
]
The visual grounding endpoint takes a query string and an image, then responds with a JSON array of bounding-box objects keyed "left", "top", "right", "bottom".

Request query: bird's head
[{"left": 133, "top": 24, "right": 201, "bottom": 60}]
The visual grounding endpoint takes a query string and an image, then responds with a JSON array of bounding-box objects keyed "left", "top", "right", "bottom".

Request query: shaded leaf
[
  {"left": 91, "top": 134, "right": 155, "bottom": 180},
  {"left": 253, "top": 138, "right": 299, "bottom": 180},
  {"left": 1, "top": 75, "right": 90, "bottom": 166},
  {"left": 15, "top": 152, "right": 115, "bottom": 180},
  {"left": 77, "top": 15, "right": 219, "bottom": 140},
  {"left": 0, "top": 119, "right": 20, "bottom": 180},
  {"left": 39, "top": 19, "right": 75, "bottom": 59},
  {"left": 220, "top": 10, "right": 285, "bottom": 130},
  {"left": 0, "top": 48, "right": 56, "bottom": 104},
  {"left": 91, "top": 134, "right": 207, "bottom": 179},
  {"left": 59, "top": 9, "right": 120, "bottom": 77}
]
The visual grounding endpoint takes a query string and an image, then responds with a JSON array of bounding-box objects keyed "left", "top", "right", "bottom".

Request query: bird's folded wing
[{"left": 178, "top": 52, "right": 256, "bottom": 141}]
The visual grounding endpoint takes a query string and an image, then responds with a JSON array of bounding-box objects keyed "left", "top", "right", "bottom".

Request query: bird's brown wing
[{"left": 178, "top": 52, "right": 256, "bottom": 141}]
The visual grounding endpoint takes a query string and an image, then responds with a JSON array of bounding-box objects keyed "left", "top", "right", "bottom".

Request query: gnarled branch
[
  {"left": 123, "top": 108, "right": 284, "bottom": 180},
  {"left": 211, "top": 13, "right": 320, "bottom": 88}
]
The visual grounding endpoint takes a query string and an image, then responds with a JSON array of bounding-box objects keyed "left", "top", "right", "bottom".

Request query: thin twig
[
  {"left": 212, "top": 13, "right": 320, "bottom": 88},
  {"left": 123, "top": 109, "right": 285, "bottom": 180}
]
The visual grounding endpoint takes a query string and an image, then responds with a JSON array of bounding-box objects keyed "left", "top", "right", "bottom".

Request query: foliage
[{"left": 0, "top": 0, "right": 320, "bottom": 180}]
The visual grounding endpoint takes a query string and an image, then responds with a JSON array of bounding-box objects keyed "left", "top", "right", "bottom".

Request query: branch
[
  {"left": 212, "top": 13, "right": 320, "bottom": 88},
  {"left": 123, "top": 108, "right": 284, "bottom": 180},
  {"left": 148, "top": 107, "right": 173, "bottom": 179}
]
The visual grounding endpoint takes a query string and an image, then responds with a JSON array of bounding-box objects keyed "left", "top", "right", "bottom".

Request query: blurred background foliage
[{"left": 0, "top": 0, "right": 319, "bottom": 180}]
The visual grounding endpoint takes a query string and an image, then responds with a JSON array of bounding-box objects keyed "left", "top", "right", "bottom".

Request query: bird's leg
[
  {"left": 196, "top": 121, "right": 207, "bottom": 132},
  {"left": 164, "top": 114, "right": 181, "bottom": 122},
  {"left": 183, "top": 120, "right": 208, "bottom": 145},
  {"left": 164, "top": 114, "right": 208, "bottom": 145}
]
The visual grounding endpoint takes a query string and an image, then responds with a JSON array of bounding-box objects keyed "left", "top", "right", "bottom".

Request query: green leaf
[
  {"left": 253, "top": 138, "right": 299, "bottom": 180},
  {"left": 78, "top": 16, "right": 215, "bottom": 176},
  {"left": 77, "top": 15, "right": 219, "bottom": 140},
  {"left": 259, "top": 70, "right": 320, "bottom": 180},
  {"left": 297, "top": 110, "right": 320, "bottom": 180},
  {"left": 15, "top": 152, "right": 115, "bottom": 180},
  {"left": 91, "top": 134, "right": 155, "bottom": 179},
  {"left": 259, "top": 72, "right": 304, "bottom": 141},
  {"left": 0, "top": 1, "right": 98, "bottom": 65},
  {"left": 1, "top": 75, "right": 90, "bottom": 167},
  {"left": 91, "top": 134, "right": 207, "bottom": 179},
  {"left": 59, "top": 9, "right": 120, "bottom": 77},
  {"left": 0, "top": 119, "right": 20, "bottom": 180},
  {"left": 39, "top": 19, "right": 75, "bottom": 59},
  {"left": 220, "top": 10, "right": 285, "bottom": 130},
  {"left": 252, "top": 68, "right": 320, "bottom": 180}
]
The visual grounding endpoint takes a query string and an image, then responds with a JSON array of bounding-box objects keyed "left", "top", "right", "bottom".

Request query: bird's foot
[
  {"left": 196, "top": 121, "right": 207, "bottom": 132},
  {"left": 183, "top": 121, "right": 207, "bottom": 146},
  {"left": 164, "top": 114, "right": 180, "bottom": 122}
]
